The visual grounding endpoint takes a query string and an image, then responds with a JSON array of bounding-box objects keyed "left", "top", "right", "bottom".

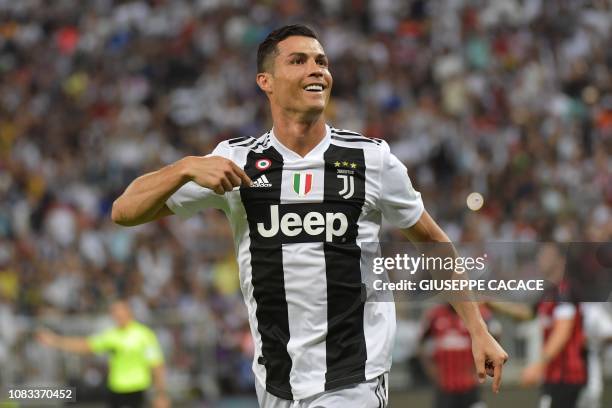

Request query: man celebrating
[{"left": 112, "top": 24, "right": 507, "bottom": 407}]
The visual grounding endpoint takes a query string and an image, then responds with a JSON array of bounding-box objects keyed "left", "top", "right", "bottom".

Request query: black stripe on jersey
[
  {"left": 382, "top": 374, "right": 387, "bottom": 405},
  {"left": 241, "top": 138, "right": 260, "bottom": 149},
  {"left": 228, "top": 136, "right": 254, "bottom": 145},
  {"left": 331, "top": 133, "right": 382, "bottom": 145},
  {"left": 331, "top": 128, "right": 362, "bottom": 136},
  {"left": 322, "top": 144, "right": 367, "bottom": 390},
  {"left": 231, "top": 139, "right": 259, "bottom": 149},
  {"left": 331, "top": 129, "right": 383, "bottom": 145},
  {"left": 251, "top": 132, "right": 271, "bottom": 151},
  {"left": 375, "top": 381, "right": 383, "bottom": 408},
  {"left": 331, "top": 135, "right": 379, "bottom": 145},
  {"left": 240, "top": 147, "right": 293, "bottom": 400}
]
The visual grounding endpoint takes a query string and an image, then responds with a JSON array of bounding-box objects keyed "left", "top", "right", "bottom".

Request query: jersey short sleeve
[
  {"left": 166, "top": 142, "right": 231, "bottom": 218},
  {"left": 377, "top": 143, "right": 424, "bottom": 228},
  {"left": 553, "top": 302, "right": 577, "bottom": 320},
  {"left": 143, "top": 329, "right": 164, "bottom": 366},
  {"left": 87, "top": 328, "right": 117, "bottom": 354}
]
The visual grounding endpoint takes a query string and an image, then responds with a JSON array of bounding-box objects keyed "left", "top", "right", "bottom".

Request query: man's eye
[{"left": 291, "top": 59, "right": 304, "bottom": 64}]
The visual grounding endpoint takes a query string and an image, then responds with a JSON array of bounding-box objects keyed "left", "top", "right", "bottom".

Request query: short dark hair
[{"left": 257, "top": 24, "right": 319, "bottom": 73}]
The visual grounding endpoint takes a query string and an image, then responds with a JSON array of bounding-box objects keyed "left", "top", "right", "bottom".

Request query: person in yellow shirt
[{"left": 37, "top": 300, "right": 169, "bottom": 408}]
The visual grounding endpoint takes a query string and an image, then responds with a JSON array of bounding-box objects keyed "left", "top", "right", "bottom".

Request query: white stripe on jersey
[
  {"left": 283, "top": 242, "right": 328, "bottom": 393},
  {"left": 229, "top": 145, "right": 268, "bottom": 389},
  {"left": 359, "top": 141, "right": 395, "bottom": 379},
  {"left": 239, "top": 236, "right": 268, "bottom": 388},
  {"left": 278, "top": 156, "right": 328, "bottom": 394}
]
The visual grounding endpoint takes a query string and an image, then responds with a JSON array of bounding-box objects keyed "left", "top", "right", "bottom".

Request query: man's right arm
[
  {"left": 37, "top": 330, "right": 92, "bottom": 354},
  {"left": 486, "top": 301, "right": 534, "bottom": 321},
  {"left": 111, "top": 156, "right": 251, "bottom": 226}
]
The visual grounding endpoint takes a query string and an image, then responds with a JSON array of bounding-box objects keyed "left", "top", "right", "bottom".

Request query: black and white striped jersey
[{"left": 167, "top": 125, "right": 424, "bottom": 400}]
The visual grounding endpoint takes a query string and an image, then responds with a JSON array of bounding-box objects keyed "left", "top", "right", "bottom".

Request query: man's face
[
  {"left": 537, "top": 244, "right": 564, "bottom": 282},
  {"left": 111, "top": 302, "right": 132, "bottom": 327},
  {"left": 260, "top": 36, "right": 333, "bottom": 116}
]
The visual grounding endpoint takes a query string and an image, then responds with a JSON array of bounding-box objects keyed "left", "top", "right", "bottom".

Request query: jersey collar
[{"left": 269, "top": 124, "right": 331, "bottom": 160}]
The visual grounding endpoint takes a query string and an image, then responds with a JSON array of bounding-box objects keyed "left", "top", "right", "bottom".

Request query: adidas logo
[{"left": 252, "top": 175, "right": 272, "bottom": 188}]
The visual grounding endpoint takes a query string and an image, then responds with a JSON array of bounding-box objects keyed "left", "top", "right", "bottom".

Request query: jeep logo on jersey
[
  {"left": 293, "top": 172, "right": 312, "bottom": 196},
  {"left": 257, "top": 205, "right": 348, "bottom": 242}
]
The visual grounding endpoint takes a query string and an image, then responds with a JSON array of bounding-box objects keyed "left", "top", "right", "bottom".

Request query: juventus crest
[
  {"left": 333, "top": 160, "right": 357, "bottom": 200},
  {"left": 337, "top": 174, "right": 354, "bottom": 199}
]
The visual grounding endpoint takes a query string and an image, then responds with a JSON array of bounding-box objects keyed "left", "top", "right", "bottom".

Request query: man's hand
[
  {"left": 471, "top": 329, "right": 508, "bottom": 393},
  {"left": 181, "top": 156, "right": 252, "bottom": 195},
  {"left": 112, "top": 154, "right": 252, "bottom": 226},
  {"left": 520, "top": 362, "right": 545, "bottom": 387}
]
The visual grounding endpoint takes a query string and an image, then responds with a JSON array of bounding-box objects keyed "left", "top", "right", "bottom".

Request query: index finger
[
  {"left": 492, "top": 359, "right": 503, "bottom": 393},
  {"left": 230, "top": 162, "right": 252, "bottom": 186}
]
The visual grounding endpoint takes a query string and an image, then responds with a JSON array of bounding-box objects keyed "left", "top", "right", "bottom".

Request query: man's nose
[{"left": 307, "top": 60, "right": 324, "bottom": 77}]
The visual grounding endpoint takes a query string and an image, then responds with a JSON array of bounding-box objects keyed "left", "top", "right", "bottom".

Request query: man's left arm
[
  {"left": 402, "top": 210, "right": 509, "bottom": 393},
  {"left": 151, "top": 364, "right": 170, "bottom": 408},
  {"left": 145, "top": 330, "right": 170, "bottom": 408}
]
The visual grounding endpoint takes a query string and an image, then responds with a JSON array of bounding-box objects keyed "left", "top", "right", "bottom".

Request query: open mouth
[{"left": 303, "top": 84, "right": 325, "bottom": 93}]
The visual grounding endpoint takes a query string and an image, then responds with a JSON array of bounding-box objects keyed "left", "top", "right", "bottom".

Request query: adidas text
[{"left": 252, "top": 175, "right": 272, "bottom": 188}]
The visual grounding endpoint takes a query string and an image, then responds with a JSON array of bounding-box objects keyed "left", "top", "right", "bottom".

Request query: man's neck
[{"left": 271, "top": 111, "right": 327, "bottom": 157}]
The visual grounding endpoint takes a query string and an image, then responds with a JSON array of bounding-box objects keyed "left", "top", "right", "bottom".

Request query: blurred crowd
[{"left": 0, "top": 0, "right": 611, "bottom": 401}]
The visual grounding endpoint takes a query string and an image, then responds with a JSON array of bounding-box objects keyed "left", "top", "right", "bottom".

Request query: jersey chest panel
[{"left": 239, "top": 145, "right": 367, "bottom": 245}]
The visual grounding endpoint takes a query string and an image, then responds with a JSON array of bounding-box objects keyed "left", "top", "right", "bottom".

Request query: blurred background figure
[
  {"left": 577, "top": 303, "right": 612, "bottom": 408},
  {"left": 37, "top": 300, "right": 169, "bottom": 408},
  {"left": 489, "top": 245, "right": 588, "bottom": 408},
  {"left": 419, "top": 303, "right": 499, "bottom": 408},
  {"left": 0, "top": 0, "right": 610, "bottom": 405}
]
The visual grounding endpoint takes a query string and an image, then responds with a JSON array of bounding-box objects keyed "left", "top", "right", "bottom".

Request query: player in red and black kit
[
  {"left": 522, "top": 300, "right": 587, "bottom": 408},
  {"left": 490, "top": 296, "right": 587, "bottom": 408},
  {"left": 489, "top": 245, "right": 588, "bottom": 408},
  {"left": 518, "top": 245, "right": 587, "bottom": 408},
  {"left": 420, "top": 304, "right": 497, "bottom": 408}
]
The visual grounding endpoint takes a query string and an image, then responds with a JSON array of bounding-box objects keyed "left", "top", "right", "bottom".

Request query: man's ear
[{"left": 256, "top": 72, "right": 273, "bottom": 93}]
